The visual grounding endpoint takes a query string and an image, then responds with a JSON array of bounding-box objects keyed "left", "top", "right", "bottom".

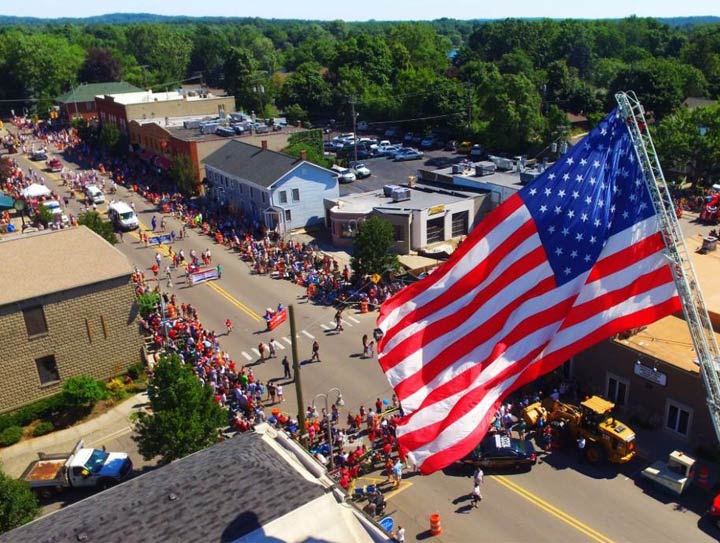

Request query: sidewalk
[{"left": 0, "top": 392, "right": 147, "bottom": 478}]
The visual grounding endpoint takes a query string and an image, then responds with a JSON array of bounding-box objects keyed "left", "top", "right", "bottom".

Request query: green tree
[
  {"left": 351, "top": 217, "right": 400, "bottom": 278},
  {"left": 98, "top": 123, "right": 123, "bottom": 156},
  {"left": 168, "top": 154, "right": 196, "bottom": 196},
  {"left": 0, "top": 469, "right": 38, "bottom": 534},
  {"left": 223, "top": 46, "right": 259, "bottom": 111},
  {"left": 78, "top": 211, "right": 118, "bottom": 245},
  {"left": 79, "top": 47, "right": 122, "bottom": 83},
  {"left": 62, "top": 375, "right": 107, "bottom": 409},
  {"left": 283, "top": 130, "right": 331, "bottom": 168},
  {"left": 279, "top": 62, "right": 332, "bottom": 116},
  {"left": 133, "top": 353, "right": 226, "bottom": 464}
]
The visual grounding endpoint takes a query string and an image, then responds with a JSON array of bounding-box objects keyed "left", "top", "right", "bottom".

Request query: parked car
[
  {"left": 85, "top": 185, "right": 105, "bottom": 205},
  {"left": 420, "top": 136, "right": 436, "bottom": 149},
  {"left": 470, "top": 144, "right": 485, "bottom": 159},
  {"left": 394, "top": 148, "right": 424, "bottom": 161},
  {"left": 215, "top": 126, "right": 235, "bottom": 137},
  {"left": 352, "top": 163, "right": 371, "bottom": 179},
  {"left": 376, "top": 143, "right": 402, "bottom": 156},
  {"left": 384, "top": 127, "right": 400, "bottom": 139},
  {"left": 457, "top": 141, "right": 473, "bottom": 154},
  {"left": 445, "top": 140, "right": 458, "bottom": 152},
  {"left": 387, "top": 146, "right": 413, "bottom": 159},
  {"left": 254, "top": 124, "right": 270, "bottom": 134},
  {"left": 403, "top": 132, "right": 415, "bottom": 144},
  {"left": 458, "top": 434, "right": 537, "bottom": 471},
  {"left": 46, "top": 157, "right": 63, "bottom": 172},
  {"left": 41, "top": 200, "right": 69, "bottom": 226},
  {"left": 30, "top": 149, "right": 48, "bottom": 161},
  {"left": 337, "top": 168, "right": 357, "bottom": 183}
]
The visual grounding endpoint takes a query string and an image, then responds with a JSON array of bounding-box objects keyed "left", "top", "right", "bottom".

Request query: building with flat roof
[
  {"left": 56, "top": 82, "right": 142, "bottom": 121},
  {"left": 324, "top": 183, "right": 491, "bottom": 254},
  {"left": 0, "top": 227, "right": 143, "bottom": 413},
  {"left": 95, "top": 89, "right": 235, "bottom": 135},
  {"left": 0, "top": 423, "right": 391, "bottom": 543}
]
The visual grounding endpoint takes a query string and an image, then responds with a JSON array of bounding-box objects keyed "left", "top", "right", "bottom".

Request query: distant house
[
  {"left": 566, "top": 112, "right": 590, "bottom": 132},
  {"left": 56, "top": 82, "right": 141, "bottom": 121},
  {"left": 203, "top": 139, "right": 339, "bottom": 233}
]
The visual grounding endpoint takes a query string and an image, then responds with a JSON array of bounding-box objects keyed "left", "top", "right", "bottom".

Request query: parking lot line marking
[
  {"left": 241, "top": 351, "right": 253, "bottom": 361},
  {"left": 492, "top": 475, "right": 615, "bottom": 543},
  {"left": 347, "top": 316, "right": 361, "bottom": 323},
  {"left": 302, "top": 330, "right": 315, "bottom": 339},
  {"left": 283, "top": 337, "right": 292, "bottom": 345},
  {"left": 321, "top": 324, "right": 330, "bottom": 330},
  {"left": 251, "top": 348, "right": 261, "bottom": 357}
]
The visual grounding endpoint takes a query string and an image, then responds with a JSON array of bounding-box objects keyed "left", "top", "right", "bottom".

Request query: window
[
  {"left": 426, "top": 217, "right": 445, "bottom": 244},
  {"left": 451, "top": 211, "right": 469, "bottom": 238},
  {"left": 393, "top": 224, "right": 405, "bottom": 242},
  {"left": 292, "top": 188, "right": 300, "bottom": 202},
  {"left": 666, "top": 400, "right": 692, "bottom": 436},
  {"left": 35, "top": 355, "right": 60, "bottom": 385},
  {"left": 262, "top": 192, "right": 267, "bottom": 204},
  {"left": 606, "top": 373, "right": 629, "bottom": 407},
  {"left": 279, "top": 191, "right": 288, "bottom": 204},
  {"left": 23, "top": 306, "right": 48, "bottom": 337},
  {"left": 285, "top": 209, "right": 292, "bottom": 221}
]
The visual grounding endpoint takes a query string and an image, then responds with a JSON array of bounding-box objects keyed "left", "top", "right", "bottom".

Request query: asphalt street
[{"left": 11, "top": 144, "right": 719, "bottom": 542}]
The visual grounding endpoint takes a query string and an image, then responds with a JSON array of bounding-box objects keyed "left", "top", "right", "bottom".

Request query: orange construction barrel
[
  {"left": 430, "top": 513, "right": 442, "bottom": 536},
  {"left": 697, "top": 465, "right": 711, "bottom": 489}
]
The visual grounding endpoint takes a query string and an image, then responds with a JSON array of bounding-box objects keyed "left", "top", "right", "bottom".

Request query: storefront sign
[
  {"left": 189, "top": 268, "right": 218, "bottom": 286},
  {"left": 428, "top": 205, "right": 445, "bottom": 215},
  {"left": 634, "top": 363, "right": 667, "bottom": 386}
]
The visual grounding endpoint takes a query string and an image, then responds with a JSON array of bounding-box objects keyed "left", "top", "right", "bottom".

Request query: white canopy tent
[{"left": 21, "top": 183, "right": 51, "bottom": 198}]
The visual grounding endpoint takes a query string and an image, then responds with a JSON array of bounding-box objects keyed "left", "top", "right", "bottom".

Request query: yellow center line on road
[
  {"left": 131, "top": 220, "right": 262, "bottom": 322},
  {"left": 492, "top": 475, "right": 615, "bottom": 543}
]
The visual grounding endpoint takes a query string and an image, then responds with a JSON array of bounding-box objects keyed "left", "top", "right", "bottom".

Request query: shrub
[
  {"left": 137, "top": 292, "right": 160, "bottom": 318},
  {"left": 32, "top": 421, "right": 54, "bottom": 437},
  {"left": 0, "top": 426, "right": 23, "bottom": 447},
  {"left": 127, "top": 361, "right": 146, "bottom": 381},
  {"left": 62, "top": 376, "right": 108, "bottom": 409},
  {"left": 0, "top": 394, "right": 64, "bottom": 433}
]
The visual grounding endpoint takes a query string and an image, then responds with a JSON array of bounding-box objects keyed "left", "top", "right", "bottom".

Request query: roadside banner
[
  {"left": 189, "top": 267, "right": 218, "bottom": 286},
  {"left": 148, "top": 234, "right": 172, "bottom": 245}
]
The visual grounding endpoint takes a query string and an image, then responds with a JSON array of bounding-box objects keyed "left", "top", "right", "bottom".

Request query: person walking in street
[
  {"left": 276, "top": 384, "right": 285, "bottom": 403},
  {"left": 258, "top": 342, "right": 267, "bottom": 362},
  {"left": 155, "top": 252, "right": 162, "bottom": 267},
  {"left": 268, "top": 338, "right": 278, "bottom": 358},
  {"left": 311, "top": 340, "right": 321, "bottom": 362},
  {"left": 282, "top": 356, "right": 291, "bottom": 380},
  {"left": 474, "top": 467, "right": 484, "bottom": 488},
  {"left": 368, "top": 340, "right": 375, "bottom": 358},
  {"left": 160, "top": 216, "right": 166, "bottom": 231},
  {"left": 335, "top": 309, "right": 344, "bottom": 332},
  {"left": 216, "top": 263, "right": 223, "bottom": 279},
  {"left": 471, "top": 483, "right": 483, "bottom": 508},
  {"left": 577, "top": 436, "right": 586, "bottom": 464},
  {"left": 393, "top": 458, "right": 404, "bottom": 488},
  {"left": 225, "top": 319, "right": 233, "bottom": 335},
  {"left": 151, "top": 215, "right": 157, "bottom": 232},
  {"left": 362, "top": 334, "right": 369, "bottom": 358},
  {"left": 393, "top": 525, "right": 406, "bottom": 543}
]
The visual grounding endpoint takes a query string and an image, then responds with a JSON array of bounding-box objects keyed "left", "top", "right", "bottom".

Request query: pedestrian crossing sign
[{"left": 371, "top": 273, "right": 381, "bottom": 284}]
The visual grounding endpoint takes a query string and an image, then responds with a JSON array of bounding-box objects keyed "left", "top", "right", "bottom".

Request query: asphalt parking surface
[{"left": 337, "top": 149, "right": 465, "bottom": 196}]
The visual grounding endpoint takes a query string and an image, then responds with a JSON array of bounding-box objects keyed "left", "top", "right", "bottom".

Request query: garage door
[
  {"left": 451, "top": 211, "right": 468, "bottom": 237},
  {"left": 426, "top": 216, "right": 445, "bottom": 244}
]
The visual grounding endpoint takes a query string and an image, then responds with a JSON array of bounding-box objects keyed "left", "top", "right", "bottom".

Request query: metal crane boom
[{"left": 615, "top": 90, "right": 720, "bottom": 442}]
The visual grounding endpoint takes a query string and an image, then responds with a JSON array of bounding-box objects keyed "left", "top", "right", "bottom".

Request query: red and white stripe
[{"left": 377, "top": 193, "right": 680, "bottom": 474}]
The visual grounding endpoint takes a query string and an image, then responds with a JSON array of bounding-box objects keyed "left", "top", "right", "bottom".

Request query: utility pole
[
  {"left": 289, "top": 305, "right": 308, "bottom": 447},
  {"left": 349, "top": 96, "right": 358, "bottom": 165}
]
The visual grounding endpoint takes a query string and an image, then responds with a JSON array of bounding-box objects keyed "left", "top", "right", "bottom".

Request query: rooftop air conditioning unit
[
  {"left": 383, "top": 184, "right": 401, "bottom": 197},
  {"left": 475, "top": 164, "right": 496, "bottom": 177},
  {"left": 391, "top": 187, "right": 411, "bottom": 202}
]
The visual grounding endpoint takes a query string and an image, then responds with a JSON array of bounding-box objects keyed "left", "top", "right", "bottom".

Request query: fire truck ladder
[{"left": 615, "top": 90, "right": 720, "bottom": 441}]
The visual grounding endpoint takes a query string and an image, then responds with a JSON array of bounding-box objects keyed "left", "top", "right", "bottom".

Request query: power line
[{"left": 365, "top": 112, "right": 465, "bottom": 126}]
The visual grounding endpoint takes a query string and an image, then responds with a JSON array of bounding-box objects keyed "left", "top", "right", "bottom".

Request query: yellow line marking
[
  {"left": 493, "top": 475, "right": 615, "bottom": 543},
  {"left": 206, "top": 281, "right": 262, "bottom": 322},
  {"left": 382, "top": 480, "right": 413, "bottom": 500}
]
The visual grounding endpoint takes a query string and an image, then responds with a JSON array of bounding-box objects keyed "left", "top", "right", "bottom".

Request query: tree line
[{"left": 1, "top": 16, "right": 719, "bottom": 170}]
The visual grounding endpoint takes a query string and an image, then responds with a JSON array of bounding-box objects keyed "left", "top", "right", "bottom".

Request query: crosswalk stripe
[
  {"left": 283, "top": 337, "right": 292, "bottom": 345},
  {"left": 347, "top": 315, "right": 361, "bottom": 323},
  {"left": 344, "top": 320, "right": 354, "bottom": 327},
  {"left": 276, "top": 342, "right": 286, "bottom": 349},
  {"left": 301, "top": 330, "right": 315, "bottom": 339},
  {"left": 251, "top": 348, "right": 261, "bottom": 357},
  {"left": 321, "top": 323, "right": 330, "bottom": 330},
  {"left": 241, "top": 351, "right": 252, "bottom": 361}
]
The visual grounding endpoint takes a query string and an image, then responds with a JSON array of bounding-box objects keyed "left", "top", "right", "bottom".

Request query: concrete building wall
[
  {"left": 0, "top": 277, "right": 143, "bottom": 413},
  {"left": 412, "top": 199, "right": 474, "bottom": 249},
  {"left": 572, "top": 341, "right": 716, "bottom": 446}
]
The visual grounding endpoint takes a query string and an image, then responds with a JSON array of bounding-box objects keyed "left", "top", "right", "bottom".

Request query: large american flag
[{"left": 377, "top": 109, "right": 682, "bottom": 474}]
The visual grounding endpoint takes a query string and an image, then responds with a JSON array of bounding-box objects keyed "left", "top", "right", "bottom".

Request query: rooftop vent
[{"left": 391, "top": 187, "right": 411, "bottom": 202}]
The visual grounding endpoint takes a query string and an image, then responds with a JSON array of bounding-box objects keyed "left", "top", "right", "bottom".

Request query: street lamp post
[
  {"left": 312, "top": 387, "right": 344, "bottom": 470},
  {"left": 13, "top": 198, "right": 26, "bottom": 229}
]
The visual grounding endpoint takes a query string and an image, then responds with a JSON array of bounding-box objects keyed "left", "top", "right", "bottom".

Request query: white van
[
  {"left": 85, "top": 185, "right": 105, "bottom": 204},
  {"left": 107, "top": 202, "right": 139, "bottom": 230}
]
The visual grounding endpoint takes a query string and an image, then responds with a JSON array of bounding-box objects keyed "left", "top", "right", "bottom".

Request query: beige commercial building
[{"left": 0, "top": 227, "right": 144, "bottom": 413}]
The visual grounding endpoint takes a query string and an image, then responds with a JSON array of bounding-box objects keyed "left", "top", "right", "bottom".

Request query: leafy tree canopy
[{"left": 351, "top": 217, "right": 400, "bottom": 278}]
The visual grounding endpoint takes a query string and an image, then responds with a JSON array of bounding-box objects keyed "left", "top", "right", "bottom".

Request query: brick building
[
  {"left": 55, "top": 82, "right": 141, "bottom": 121},
  {"left": 95, "top": 89, "right": 235, "bottom": 135},
  {"left": 0, "top": 227, "right": 143, "bottom": 413}
]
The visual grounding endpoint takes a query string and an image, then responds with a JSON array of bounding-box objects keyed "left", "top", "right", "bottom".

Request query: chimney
[
  {"left": 261, "top": 140, "right": 268, "bottom": 151},
  {"left": 300, "top": 150, "right": 307, "bottom": 161}
]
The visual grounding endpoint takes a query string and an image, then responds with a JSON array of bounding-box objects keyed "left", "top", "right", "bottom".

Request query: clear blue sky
[{"left": 5, "top": 0, "right": 719, "bottom": 20}]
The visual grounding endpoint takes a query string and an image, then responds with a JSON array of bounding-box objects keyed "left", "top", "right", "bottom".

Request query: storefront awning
[{"left": 0, "top": 193, "right": 14, "bottom": 210}]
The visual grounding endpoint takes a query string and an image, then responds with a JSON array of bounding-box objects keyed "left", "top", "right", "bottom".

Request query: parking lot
[{"left": 337, "top": 149, "right": 463, "bottom": 196}]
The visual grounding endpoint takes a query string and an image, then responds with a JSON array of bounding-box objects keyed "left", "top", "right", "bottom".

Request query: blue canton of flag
[{"left": 519, "top": 109, "right": 654, "bottom": 285}]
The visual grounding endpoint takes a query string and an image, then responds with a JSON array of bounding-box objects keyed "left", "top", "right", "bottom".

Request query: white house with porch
[{"left": 203, "top": 140, "right": 338, "bottom": 233}]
